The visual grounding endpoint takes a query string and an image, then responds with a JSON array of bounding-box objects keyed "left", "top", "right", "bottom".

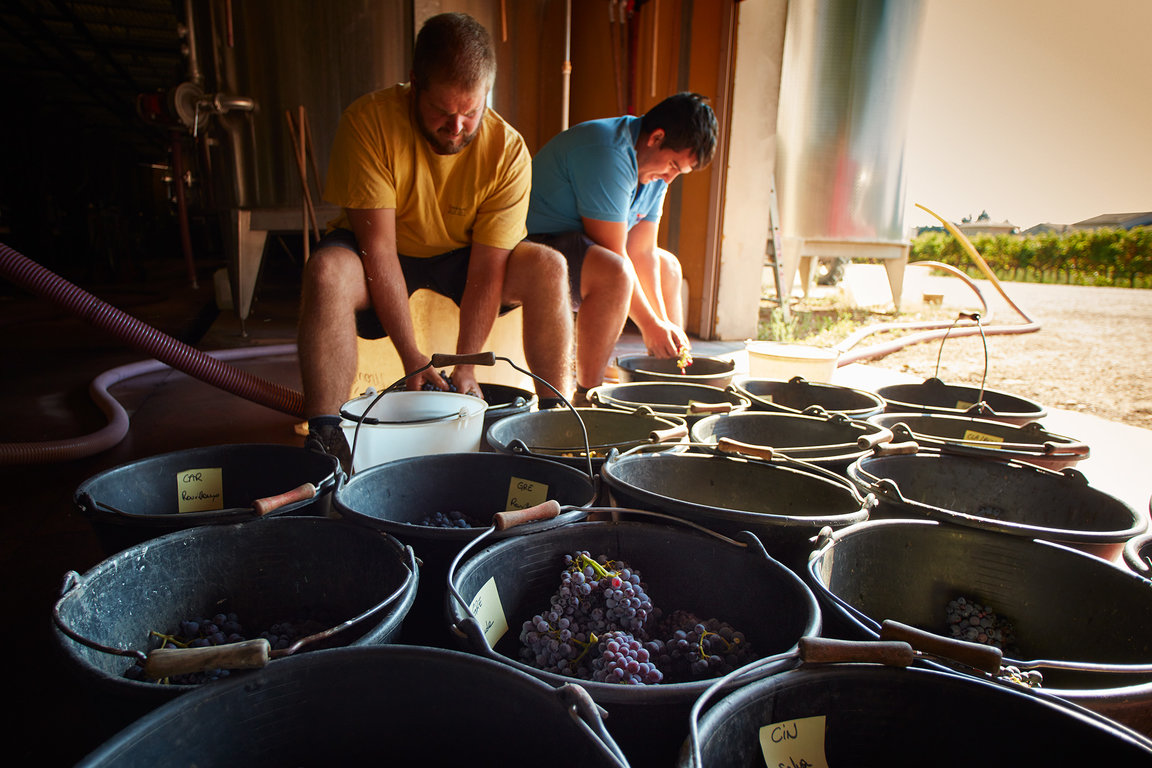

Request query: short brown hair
[{"left": 411, "top": 13, "right": 496, "bottom": 92}]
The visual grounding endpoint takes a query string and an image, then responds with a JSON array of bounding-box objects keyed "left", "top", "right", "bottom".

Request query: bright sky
[{"left": 903, "top": 0, "right": 1152, "bottom": 232}]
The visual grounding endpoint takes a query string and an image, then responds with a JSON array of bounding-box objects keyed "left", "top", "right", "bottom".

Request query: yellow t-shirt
[{"left": 323, "top": 83, "right": 530, "bottom": 258}]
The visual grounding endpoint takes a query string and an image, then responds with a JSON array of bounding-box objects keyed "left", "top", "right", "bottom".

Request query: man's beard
[{"left": 418, "top": 116, "right": 480, "bottom": 155}]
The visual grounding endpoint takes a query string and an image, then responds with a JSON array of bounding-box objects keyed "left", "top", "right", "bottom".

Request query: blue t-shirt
[{"left": 527, "top": 116, "right": 667, "bottom": 235}]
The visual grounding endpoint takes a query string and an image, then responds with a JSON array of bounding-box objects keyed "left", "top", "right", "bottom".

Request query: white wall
[{"left": 711, "top": 0, "right": 790, "bottom": 340}]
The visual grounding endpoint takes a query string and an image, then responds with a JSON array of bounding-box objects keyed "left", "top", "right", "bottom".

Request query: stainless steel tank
[
  {"left": 776, "top": 0, "right": 925, "bottom": 243},
  {"left": 173, "top": 0, "right": 409, "bottom": 326},
  {"left": 183, "top": 0, "right": 410, "bottom": 211},
  {"left": 773, "top": 0, "right": 925, "bottom": 308}
]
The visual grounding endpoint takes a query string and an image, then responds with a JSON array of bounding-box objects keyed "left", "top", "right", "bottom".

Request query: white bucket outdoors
[
  {"left": 340, "top": 391, "right": 488, "bottom": 473},
  {"left": 745, "top": 341, "right": 840, "bottom": 383}
]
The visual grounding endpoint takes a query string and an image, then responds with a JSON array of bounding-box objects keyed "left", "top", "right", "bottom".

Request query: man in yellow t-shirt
[{"left": 298, "top": 13, "right": 573, "bottom": 472}]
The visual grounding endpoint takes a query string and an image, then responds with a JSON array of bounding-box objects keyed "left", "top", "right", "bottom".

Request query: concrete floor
[{"left": 4, "top": 254, "right": 1151, "bottom": 763}]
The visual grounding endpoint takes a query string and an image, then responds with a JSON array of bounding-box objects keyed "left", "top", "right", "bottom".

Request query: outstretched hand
[
  {"left": 450, "top": 368, "right": 484, "bottom": 399},
  {"left": 642, "top": 319, "right": 691, "bottom": 359},
  {"left": 405, "top": 365, "right": 449, "bottom": 391}
]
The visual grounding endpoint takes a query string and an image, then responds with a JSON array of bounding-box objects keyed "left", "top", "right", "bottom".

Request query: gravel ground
[{"left": 805, "top": 265, "right": 1152, "bottom": 431}]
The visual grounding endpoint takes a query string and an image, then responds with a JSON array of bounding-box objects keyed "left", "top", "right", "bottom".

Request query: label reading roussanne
[
  {"left": 962, "top": 429, "right": 1004, "bottom": 445},
  {"left": 506, "top": 476, "right": 549, "bottom": 510},
  {"left": 177, "top": 467, "right": 223, "bottom": 513}
]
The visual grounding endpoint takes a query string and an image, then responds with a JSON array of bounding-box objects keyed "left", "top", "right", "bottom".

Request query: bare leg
[
  {"left": 574, "top": 244, "right": 634, "bottom": 389},
  {"left": 298, "top": 245, "right": 372, "bottom": 418},
  {"left": 503, "top": 241, "right": 574, "bottom": 399},
  {"left": 657, "top": 247, "right": 685, "bottom": 327}
]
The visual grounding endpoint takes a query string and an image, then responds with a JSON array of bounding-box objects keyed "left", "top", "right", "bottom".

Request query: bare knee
[
  {"left": 302, "top": 246, "right": 365, "bottom": 300},
  {"left": 582, "top": 245, "right": 634, "bottom": 299},
  {"left": 506, "top": 241, "right": 568, "bottom": 303}
]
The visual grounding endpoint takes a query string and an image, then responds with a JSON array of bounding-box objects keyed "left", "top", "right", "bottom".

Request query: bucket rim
[
  {"left": 339, "top": 389, "right": 489, "bottom": 425},
  {"left": 876, "top": 378, "right": 1047, "bottom": 422},
  {"left": 447, "top": 516, "right": 823, "bottom": 699},
  {"left": 601, "top": 449, "right": 872, "bottom": 526},
  {"left": 866, "top": 412, "right": 1089, "bottom": 463},
  {"left": 846, "top": 450, "right": 1146, "bottom": 544},
  {"left": 731, "top": 374, "right": 887, "bottom": 412},
  {"left": 75, "top": 644, "right": 629, "bottom": 768},
  {"left": 689, "top": 410, "right": 891, "bottom": 459},
  {"left": 689, "top": 662, "right": 1152, "bottom": 761},
  {"left": 52, "top": 516, "right": 419, "bottom": 681},
  {"left": 805, "top": 517, "right": 1152, "bottom": 698},
  {"left": 614, "top": 353, "right": 737, "bottom": 385},
  {"left": 484, "top": 405, "right": 689, "bottom": 457},
  {"left": 331, "top": 452, "right": 600, "bottom": 537},
  {"left": 589, "top": 381, "right": 751, "bottom": 416},
  {"left": 72, "top": 443, "right": 340, "bottom": 522}
]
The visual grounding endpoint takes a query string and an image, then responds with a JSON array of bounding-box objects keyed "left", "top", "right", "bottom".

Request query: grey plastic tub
[{"left": 807, "top": 518, "right": 1152, "bottom": 739}]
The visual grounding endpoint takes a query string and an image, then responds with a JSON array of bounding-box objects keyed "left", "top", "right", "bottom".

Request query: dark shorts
[
  {"left": 525, "top": 230, "right": 594, "bottom": 311},
  {"left": 317, "top": 228, "right": 517, "bottom": 340}
]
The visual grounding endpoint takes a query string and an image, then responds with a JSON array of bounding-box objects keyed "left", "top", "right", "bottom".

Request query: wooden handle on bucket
[
  {"left": 142, "top": 638, "right": 271, "bottom": 679},
  {"left": 717, "top": 437, "right": 773, "bottom": 461},
  {"left": 429, "top": 352, "right": 496, "bottom": 367},
  {"left": 872, "top": 441, "right": 919, "bottom": 456},
  {"left": 493, "top": 499, "right": 562, "bottom": 531},
  {"left": 687, "top": 400, "right": 733, "bottom": 414},
  {"left": 1044, "top": 440, "right": 1090, "bottom": 457},
  {"left": 857, "top": 428, "right": 894, "bottom": 449},
  {"left": 649, "top": 424, "right": 689, "bottom": 443},
  {"left": 799, "top": 637, "right": 916, "bottom": 667},
  {"left": 252, "top": 482, "right": 317, "bottom": 516},
  {"left": 880, "top": 619, "right": 1003, "bottom": 674}
]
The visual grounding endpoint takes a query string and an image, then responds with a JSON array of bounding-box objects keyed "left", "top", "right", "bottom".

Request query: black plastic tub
[
  {"left": 485, "top": 406, "right": 688, "bottom": 472},
  {"left": 876, "top": 376, "right": 1047, "bottom": 424},
  {"left": 588, "top": 381, "right": 750, "bottom": 426},
  {"left": 477, "top": 382, "right": 537, "bottom": 451},
  {"left": 615, "top": 353, "right": 736, "bottom": 389},
  {"left": 806, "top": 518, "right": 1152, "bottom": 738},
  {"left": 74, "top": 443, "right": 340, "bottom": 554},
  {"left": 684, "top": 663, "right": 1152, "bottom": 766},
  {"left": 846, "top": 448, "right": 1145, "bottom": 561},
  {"left": 52, "top": 516, "right": 418, "bottom": 746},
  {"left": 333, "top": 452, "right": 597, "bottom": 646},
  {"left": 690, "top": 410, "right": 893, "bottom": 475},
  {"left": 868, "top": 411, "right": 1089, "bottom": 471},
  {"left": 599, "top": 449, "right": 872, "bottom": 571},
  {"left": 77, "top": 645, "right": 628, "bottom": 768},
  {"left": 732, "top": 374, "right": 886, "bottom": 419},
  {"left": 447, "top": 515, "right": 821, "bottom": 768}
]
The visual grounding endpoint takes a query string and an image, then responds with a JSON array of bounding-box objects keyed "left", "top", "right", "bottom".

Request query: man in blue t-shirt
[{"left": 526, "top": 92, "right": 718, "bottom": 402}]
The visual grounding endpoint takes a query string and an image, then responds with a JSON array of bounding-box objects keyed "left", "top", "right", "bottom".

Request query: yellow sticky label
[
  {"left": 955, "top": 400, "right": 974, "bottom": 410},
  {"left": 177, "top": 467, "right": 224, "bottom": 513},
  {"left": 506, "top": 476, "right": 549, "bottom": 511},
  {"left": 759, "top": 716, "right": 829, "bottom": 768},
  {"left": 963, "top": 429, "right": 1004, "bottom": 445},
  {"left": 469, "top": 576, "right": 508, "bottom": 647}
]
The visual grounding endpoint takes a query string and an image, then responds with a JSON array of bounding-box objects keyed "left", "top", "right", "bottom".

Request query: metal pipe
[{"left": 561, "top": 0, "right": 572, "bottom": 131}]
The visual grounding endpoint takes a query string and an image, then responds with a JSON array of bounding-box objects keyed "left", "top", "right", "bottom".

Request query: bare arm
[
  {"left": 346, "top": 207, "right": 442, "bottom": 390},
  {"left": 582, "top": 216, "right": 686, "bottom": 357},
  {"left": 450, "top": 242, "right": 511, "bottom": 395}
]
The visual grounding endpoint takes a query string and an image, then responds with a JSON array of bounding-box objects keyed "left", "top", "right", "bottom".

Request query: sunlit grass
[{"left": 756, "top": 295, "right": 965, "bottom": 348}]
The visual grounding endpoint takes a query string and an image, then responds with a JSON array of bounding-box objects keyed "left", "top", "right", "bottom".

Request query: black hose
[{"left": 0, "top": 242, "right": 305, "bottom": 465}]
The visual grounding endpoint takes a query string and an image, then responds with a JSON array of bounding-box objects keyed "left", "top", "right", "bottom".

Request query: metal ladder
[{"left": 765, "top": 172, "right": 791, "bottom": 322}]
